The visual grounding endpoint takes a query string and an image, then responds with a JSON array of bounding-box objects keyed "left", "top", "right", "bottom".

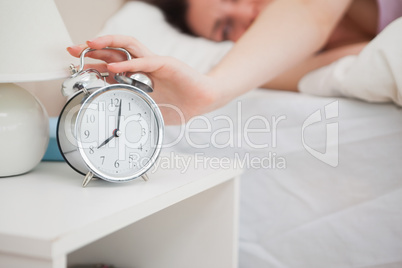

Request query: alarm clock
[{"left": 57, "top": 47, "right": 164, "bottom": 187}]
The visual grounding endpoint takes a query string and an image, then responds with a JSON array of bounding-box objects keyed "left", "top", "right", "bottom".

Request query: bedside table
[{"left": 0, "top": 153, "right": 242, "bottom": 268}]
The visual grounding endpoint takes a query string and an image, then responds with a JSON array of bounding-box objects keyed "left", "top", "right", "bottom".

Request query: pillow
[{"left": 98, "top": 1, "right": 233, "bottom": 74}]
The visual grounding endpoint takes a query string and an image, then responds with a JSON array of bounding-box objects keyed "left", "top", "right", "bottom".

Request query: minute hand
[{"left": 117, "top": 99, "right": 122, "bottom": 129}]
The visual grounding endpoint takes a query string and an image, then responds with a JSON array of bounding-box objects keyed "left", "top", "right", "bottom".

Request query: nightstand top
[{"left": 0, "top": 152, "right": 242, "bottom": 259}]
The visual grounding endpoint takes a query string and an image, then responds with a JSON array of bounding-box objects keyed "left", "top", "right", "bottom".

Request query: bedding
[
  {"left": 99, "top": 2, "right": 402, "bottom": 267},
  {"left": 299, "top": 17, "right": 402, "bottom": 106},
  {"left": 170, "top": 89, "right": 402, "bottom": 268}
]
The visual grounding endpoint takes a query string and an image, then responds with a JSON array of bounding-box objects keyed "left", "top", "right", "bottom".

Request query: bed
[{"left": 55, "top": 1, "right": 402, "bottom": 267}]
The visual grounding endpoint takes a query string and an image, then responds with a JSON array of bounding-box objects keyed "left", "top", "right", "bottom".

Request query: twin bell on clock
[{"left": 57, "top": 47, "right": 164, "bottom": 187}]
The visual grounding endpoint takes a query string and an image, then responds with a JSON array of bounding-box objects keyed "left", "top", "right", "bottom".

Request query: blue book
[{"left": 42, "top": 117, "right": 64, "bottom": 161}]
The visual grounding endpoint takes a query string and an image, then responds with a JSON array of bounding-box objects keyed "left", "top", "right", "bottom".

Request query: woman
[{"left": 67, "top": 0, "right": 402, "bottom": 124}]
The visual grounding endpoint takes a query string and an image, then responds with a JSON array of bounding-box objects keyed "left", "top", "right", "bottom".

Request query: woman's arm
[{"left": 208, "top": 0, "right": 353, "bottom": 102}]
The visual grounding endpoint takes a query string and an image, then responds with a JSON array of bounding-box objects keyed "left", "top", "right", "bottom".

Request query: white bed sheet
[
  {"left": 164, "top": 90, "right": 402, "bottom": 268},
  {"left": 99, "top": 2, "right": 402, "bottom": 267}
]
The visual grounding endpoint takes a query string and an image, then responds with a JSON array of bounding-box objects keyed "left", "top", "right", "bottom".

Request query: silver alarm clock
[{"left": 57, "top": 47, "right": 164, "bottom": 187}]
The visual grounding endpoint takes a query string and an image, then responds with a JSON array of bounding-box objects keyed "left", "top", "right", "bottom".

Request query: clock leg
[
  {"left": 141, "top": 174, "right": 149, "bottom": 182},
  {"left": 82, "top": 172, "right": 94, "bottom": 187}
]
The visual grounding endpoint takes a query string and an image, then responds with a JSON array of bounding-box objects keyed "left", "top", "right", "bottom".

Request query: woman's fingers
[
  {"left": 87, "top": 35, "right": 154, "bottom": 58},
  {"left": 107, "top": 56, "right": 167, "bottom": 75},
  {"left": 67, "top": 45, "right": 128, "bottom": 63},
  {"left": 67, "top": 44, "right": 87, "bottom": 57},
  {"left": 84, "top": 63, "right": 108, "bottom": 72},
  {"left": 85, "top": 50, "right": 128, "bottom": 63},
  {"left": 67, "top": 35, "right": 155, "bottom": 71},
  {"left": 66, "top": 36, "right": 165, "bottom": 80}
]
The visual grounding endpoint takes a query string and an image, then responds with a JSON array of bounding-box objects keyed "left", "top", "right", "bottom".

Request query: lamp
[{"left": 0, "top": 0, "right": 73, "bottom": 176}]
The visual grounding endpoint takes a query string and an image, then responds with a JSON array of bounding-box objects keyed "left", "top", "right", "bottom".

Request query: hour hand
[{"left": 97, "top": 134, "right": 115, "bottom": 149}]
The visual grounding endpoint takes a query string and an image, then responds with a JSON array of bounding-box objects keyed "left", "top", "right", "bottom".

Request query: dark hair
[{"left": 142, "top": 0, "right": 195, "bottom": 35}]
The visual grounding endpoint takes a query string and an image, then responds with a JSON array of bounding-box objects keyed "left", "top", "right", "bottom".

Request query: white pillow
[{"left": 98, "top": 1, "right": 233, "bottom": 74}]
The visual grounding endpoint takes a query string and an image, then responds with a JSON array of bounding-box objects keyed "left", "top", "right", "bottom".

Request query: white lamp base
[{"left": 0, "top": 84, "right": 49, "bottom": 177}]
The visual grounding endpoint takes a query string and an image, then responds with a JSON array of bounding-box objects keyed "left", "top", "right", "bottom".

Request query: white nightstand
[{"left": 0, "top": 153, "right": 242, "bottom": 268}]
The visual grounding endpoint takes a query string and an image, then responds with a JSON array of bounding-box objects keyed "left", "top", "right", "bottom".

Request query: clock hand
[
  {"left": 117, "top": 99, "right": 122, "bottom": 130},
  {"left": 97, "top": 134, "right": 115, "bottom": 149}
]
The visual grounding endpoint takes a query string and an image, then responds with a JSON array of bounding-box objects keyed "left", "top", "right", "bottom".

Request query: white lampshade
[{"left": 0, "top": 0, "right": 73, "bottom": 82}]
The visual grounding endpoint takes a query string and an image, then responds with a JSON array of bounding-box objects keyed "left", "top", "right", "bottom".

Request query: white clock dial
[{"left": 76, "top": 86, "right": 162, "bottom": 182}]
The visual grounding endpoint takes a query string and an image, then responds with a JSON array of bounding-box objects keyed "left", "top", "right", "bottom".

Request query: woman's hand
[{"left": 67, "top": 35, "right": 222, "bottom": 125}]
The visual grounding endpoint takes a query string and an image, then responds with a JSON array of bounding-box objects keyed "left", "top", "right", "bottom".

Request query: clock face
[{"left": 76, "top": 85, "right": 163, "bottom": 182}]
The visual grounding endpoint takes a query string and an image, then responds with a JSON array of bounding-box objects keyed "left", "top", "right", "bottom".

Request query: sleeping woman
[{"left": 67, "top": 0, "right": 402, "bottom": 124}]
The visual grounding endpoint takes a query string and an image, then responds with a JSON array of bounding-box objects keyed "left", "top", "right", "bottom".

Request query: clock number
[
  {"left": 84, "top": 130, "right": 90, "bottom": 138},
  {"left": 111, "top": 98, "right": 120, "bottom": 107},
  {"left": 114, "top": 160, "right": 120, "bottom": 168},
  {"left": 99, "top": 102, "right": 105, "bottom": 111},
  {"left": 100, "top": 156, "right": 105, "bottom": 165},
  {"left": 141, "top": 128, "right": 146, "bottom": 136},
  {"left": 128, "top": 102, "right": 131, "bottom": 111},
  {"left": 86, "top": 114, "right": 95, "bottom": 123},
  {"left": 89, "top": 146, "right": 94, "bottom": 154},
  {"left": 129, "top": 153, "right": 136, "bottom": 168},
  {"left": 135, "top": 113, "right": 142, "bottom": 121},
  {"left": 138, "top": 143, "right": 143, "bottom": 151}
]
